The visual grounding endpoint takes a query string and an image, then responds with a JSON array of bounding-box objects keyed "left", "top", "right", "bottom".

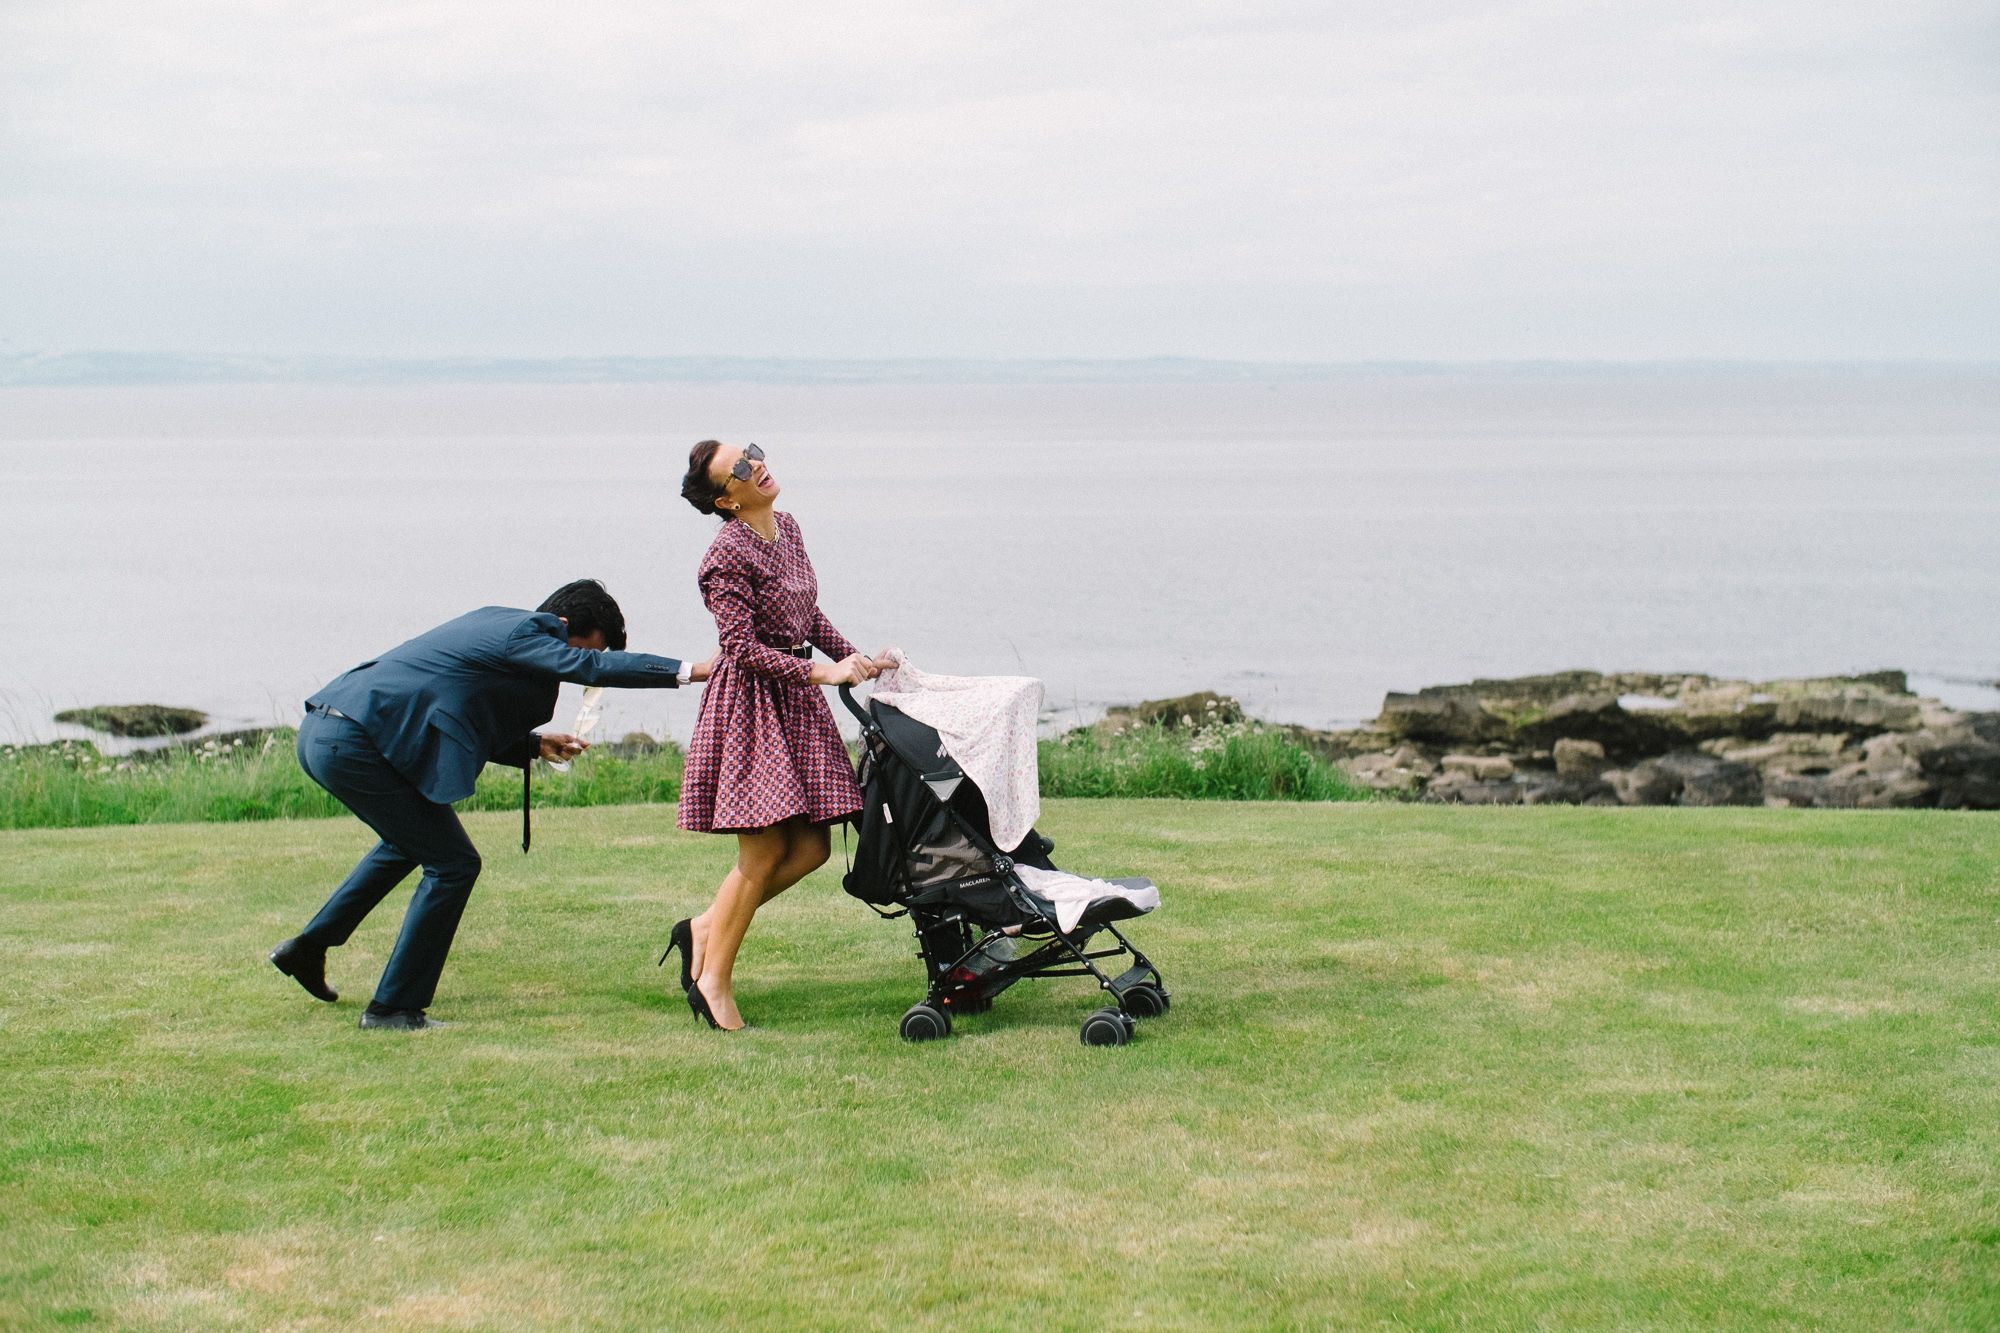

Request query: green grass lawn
[{"left": 3, "top": 803, "right": 1997, "bottom": 1329}]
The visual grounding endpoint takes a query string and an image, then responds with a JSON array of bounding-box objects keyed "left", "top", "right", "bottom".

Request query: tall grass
[
  {"left": 0, "top": 735, "right": 338, "bottom": 829},
  {"left": 0, "top": 733, "right": 684, "bottom": 830},
  {"left": 1038, "top": 719, "right": 1368, "bottom": 801},
  {"left": 0, "top": 718, "right": 1359, "bottom": 831}
]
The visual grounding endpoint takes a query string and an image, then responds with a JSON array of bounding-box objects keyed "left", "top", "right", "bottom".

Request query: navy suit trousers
[{"left": 294, "top": 711, "right": 484, "bottom": 1012}]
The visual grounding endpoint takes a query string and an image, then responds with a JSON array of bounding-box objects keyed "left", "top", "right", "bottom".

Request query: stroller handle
[{"left": 837, "top": 682, "right": 873, "bottom": 726}]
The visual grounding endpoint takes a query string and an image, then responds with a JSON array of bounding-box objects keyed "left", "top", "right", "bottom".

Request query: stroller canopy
[{"left": 868, "top": 655, "right": 1043, "bottom": 851}]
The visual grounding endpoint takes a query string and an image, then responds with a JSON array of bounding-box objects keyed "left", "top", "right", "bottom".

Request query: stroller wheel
[
  {"left": 900, "top": 1003, "right": 951, "bottom": 1043},
  {"left": 1122, "top": 983, "right": 1168, "bottom": 1019},
  {"left": 1080, "top": 1007, "right": 1131, "bottom": 1047}
]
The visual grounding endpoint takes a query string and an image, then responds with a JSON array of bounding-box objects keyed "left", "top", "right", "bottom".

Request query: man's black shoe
[
  {"left": 359, "top": 1007, "right": 450, "bottom": 1030},
  {"left": 268, "top": 938, "right": 337, "bottom": 1002}
]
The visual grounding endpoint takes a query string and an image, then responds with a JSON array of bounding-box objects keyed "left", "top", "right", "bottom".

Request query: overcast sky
[{"left": 2, "top": 1, "right": 1995, "bottom": 361}]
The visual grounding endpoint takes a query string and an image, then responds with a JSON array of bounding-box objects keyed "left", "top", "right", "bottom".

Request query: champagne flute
[{"left": 548, "top": 685, "right": 605, "bottom": 773}]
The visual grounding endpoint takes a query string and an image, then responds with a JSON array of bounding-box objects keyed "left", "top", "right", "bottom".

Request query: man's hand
[
  {"left": 689, "top": 654, "right": 718, "bottom": 683},
  {"left": 539, "top": 733, "right": 588, "bottom": 762}
]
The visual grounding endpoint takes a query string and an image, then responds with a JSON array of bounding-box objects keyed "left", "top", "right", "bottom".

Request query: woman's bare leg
[
  {"left": 764, "top": 821, "right": 831, "bottom": 903},
  {"left": 690, "top": 825, "right": 791, "bottom": 1030},
  {"left": 690, "top": 820, "right": 835, "bottom": 984}
]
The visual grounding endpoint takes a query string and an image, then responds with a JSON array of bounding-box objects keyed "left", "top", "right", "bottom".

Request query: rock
[
  {"left": 1340, "top": 744, "right": 1436, "bottom": 793},
  {"left": 1295, "top": 726, "right": 1398, "bottom": 761},
  {"left": 1389, "top": 743, "right": 1435, "bottom": 772},
  {"left": 1613, "top": 752, "right": 1763, "bottom": 807},
  {"left": 1379, "top": 672, "right": 1631, "bottom": 745},
  {"left": 1605, "top": 765, "right": 1671, "bottom": 806},
  {"left": 1379, "top": 690, "right": 1511, "bottom": 746},
  {"left": 1441, "top": 753, "right": 1514, "bottom": 781},
  {"left": 1106, "top": 692, "right": 1244, "bottom": 731},
  {"left": 1152, "top": 670, "right": 1992, "bottom": 808},
  {"left": 53, "top": 704, "right": 208, "bottom": 737},
  {"left": 1553, "top": 738, "right": 1607, "bottom": 778},
  {"left": 1422, "top": 771, "right": 1527, "bottom": 805},
  {"left": 1861, "top": 778, "right": 1935, "bottom": 809},
  {"left": 1918, "top": 699, "right": 1965, "bottom": 730},
  {"left": 1858, "top": 732, "right": 1913, "bottom": 777},
  {"left": 1642, "top": 684, "right": 1780, "bottom": 746},
  {"left": 1916, "top": 713, "right": 2000, "bottom": 809},
  {"left": 1520, "top": 772, "right": 1618, "bottom": 805},
  {"left": 1773, "top": 689, "right": 1921, "bottom": 734},
  {"left": 1520, "top": 692, "right": 1669, "bottom": 757},
  {"left": 1376, "top": 669, "right": 1917, "bottom": 759},
  {"left": 1764, "top": 772, "right": 1931, "bottom": 810},
  {"left": 1702, "top": 731, "right": 1849, "bottom": 777},
  {"left": 1669, "top": 754, "right": 1764, "bottom": 807}
]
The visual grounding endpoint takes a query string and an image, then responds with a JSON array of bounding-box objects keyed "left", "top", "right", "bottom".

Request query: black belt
[
  {"left": 779, "top": 645, "right": 812, "bottom": 660},
  {"left": 306, "top": 702, "right": 354, "bottom": 722}
]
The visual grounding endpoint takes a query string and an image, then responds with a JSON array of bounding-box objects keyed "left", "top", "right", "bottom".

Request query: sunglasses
[{"left": 725, "top": 442, "right": 766, "bottom": 483}]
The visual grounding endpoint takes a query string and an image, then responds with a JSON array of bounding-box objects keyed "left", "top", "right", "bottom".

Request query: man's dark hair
[{"left": 538, "top": 579, "right": 628, "bottom": 650}]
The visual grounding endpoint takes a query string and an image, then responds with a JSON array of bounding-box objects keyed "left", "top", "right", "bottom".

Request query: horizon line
[{"left": 3, "top": 349, "right": 1997, "bottom": 388}]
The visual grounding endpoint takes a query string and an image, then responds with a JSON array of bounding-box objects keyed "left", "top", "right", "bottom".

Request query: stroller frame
[{"left": 839, "top": 685, "right": 1169, "bottom": 1045}]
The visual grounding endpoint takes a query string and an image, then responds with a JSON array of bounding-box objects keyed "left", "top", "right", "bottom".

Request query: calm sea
[{"left": 3, "top": 372, "right": 1998, "bottom": 749}]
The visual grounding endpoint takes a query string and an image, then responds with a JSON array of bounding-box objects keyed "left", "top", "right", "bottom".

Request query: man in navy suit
[{"left": 269, "top": 579, "right": 709, "bottom": 1030}]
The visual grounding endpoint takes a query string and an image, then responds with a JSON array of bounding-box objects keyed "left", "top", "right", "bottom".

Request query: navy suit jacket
[{"left": 308, "top": 606, "right": 682, "bottom": 805}]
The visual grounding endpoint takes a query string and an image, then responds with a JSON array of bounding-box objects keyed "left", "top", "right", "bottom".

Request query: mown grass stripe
[{"left": 1, "top": 802, "right": 1995, "bottom": 1328}]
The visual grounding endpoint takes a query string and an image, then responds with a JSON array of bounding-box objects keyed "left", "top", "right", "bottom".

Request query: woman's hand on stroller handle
[
  {"left": 811, "top": 654, "right": 873, "bottom": 687},
  {"left": 811, "top": 648, "right": 898, "bottom": 688}
]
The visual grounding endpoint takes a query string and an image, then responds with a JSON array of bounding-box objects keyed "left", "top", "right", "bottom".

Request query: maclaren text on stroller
[{"left": 839, "top": 685, "right": 1169, "bottom": 1046}]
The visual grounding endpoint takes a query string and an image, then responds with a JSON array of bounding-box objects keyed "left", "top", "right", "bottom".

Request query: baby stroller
[{"left": 838, "top": 684, "right": 1169, "bottom": 1046}]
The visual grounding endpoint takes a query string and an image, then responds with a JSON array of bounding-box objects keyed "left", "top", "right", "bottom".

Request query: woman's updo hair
[{"left": 681, "top": 439, "right": 731, "bottom": 517}]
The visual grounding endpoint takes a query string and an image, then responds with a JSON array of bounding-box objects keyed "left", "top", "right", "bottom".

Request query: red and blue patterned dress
[{"left": 677, "top": 512, "right": 865, "bottom": 833}]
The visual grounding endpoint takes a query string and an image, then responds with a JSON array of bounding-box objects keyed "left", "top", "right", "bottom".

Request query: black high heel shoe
[
  {"left": 656, "top": 918, "right": 695, "bottom": 993},
  {"left": 685, "top": 978, "right": 724, "bottom": 1030}
]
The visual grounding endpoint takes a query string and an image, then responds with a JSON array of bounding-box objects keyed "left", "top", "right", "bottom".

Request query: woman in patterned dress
[{"left": 669, "top": 439, "right": 892, "bottom": 1030}]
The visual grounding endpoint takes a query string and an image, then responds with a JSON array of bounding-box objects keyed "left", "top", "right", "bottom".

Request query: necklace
[{"left": 737, "top": 515, "right": 779, "bottom": 543}]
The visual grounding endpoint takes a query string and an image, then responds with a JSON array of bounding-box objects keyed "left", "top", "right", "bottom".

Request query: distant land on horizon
[{"left": 3, "top": 351, "right": 1997, "bottom": 388}]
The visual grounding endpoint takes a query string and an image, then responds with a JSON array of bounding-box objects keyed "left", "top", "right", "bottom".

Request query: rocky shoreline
[
  {"left": 1293, "top": 670, "right": 1999, "bottom": 809},
  {"left": 32, "top": 672, "right": 2000, "bottom": 811}
]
